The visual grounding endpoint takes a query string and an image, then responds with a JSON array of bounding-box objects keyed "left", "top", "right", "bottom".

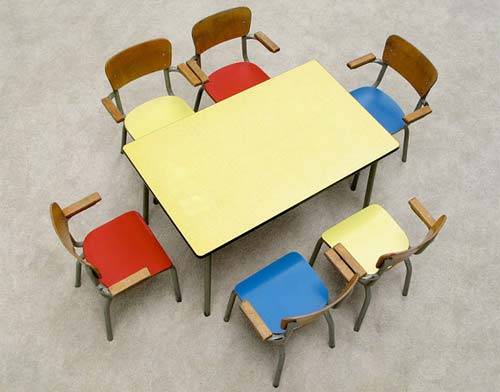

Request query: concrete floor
[{"left": 1, "top": 0, "right": 499, "bottom": 390}]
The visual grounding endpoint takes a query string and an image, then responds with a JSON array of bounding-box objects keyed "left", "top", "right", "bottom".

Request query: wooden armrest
[
  {"left": 186, "top": 60, "right": 209, "bottom": 84},
  {"left": 332, "top": 274, "right": 359, "bottom": 307},
  {"left": 240, "top": 300, "right": 272, "bottom": 340},
  {"left": 108, "top": 267, "right": 151, "bottom": 296},
  {"left": 62, "top": 192, "right": 101, "bottom": 219},
  {"left": 333, "top": 243, "right": 367, "bottom": 277},
  {"left": 177, "top": 63, "right": 202, "bottom": 87},
  {"left": 403, "top": 105, "right": 432, "bottom": 125},
  {"left": 346, "top": 53, "right": 376, "bottom": 69},
  {"left": 101, "top": 97, "right": 124, "bottom": 123},
  {"left": 254, "top": 31, "right": 280, "bottom": 53},
  {"left": 409, "top": 197, "right": 436, "bottom": 228}
]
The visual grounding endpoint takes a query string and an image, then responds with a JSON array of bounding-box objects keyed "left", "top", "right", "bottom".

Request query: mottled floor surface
[{"left": 1, "top": 1, "right": 499, "bottom": 391}]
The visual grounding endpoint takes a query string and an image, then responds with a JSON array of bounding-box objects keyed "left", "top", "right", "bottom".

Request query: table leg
[
  {"left": 363, "top": 162, "right": 378, "bottom": 208},
  {"left": 143, "top": 183, "right": 149, "bottom": 224},
  {"left": 204, "top": 254, "right": 212, "bottom": 316}
]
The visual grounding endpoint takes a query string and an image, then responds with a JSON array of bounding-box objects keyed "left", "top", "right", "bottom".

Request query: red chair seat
[
  {"left": 83, "top": 211, "right": 172, "bottom": 288},
  {"left": 205, "top": 62, "right": 270, "bottom": 102}
]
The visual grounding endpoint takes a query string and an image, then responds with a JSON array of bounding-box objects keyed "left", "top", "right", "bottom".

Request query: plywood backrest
[
  {"left": 382, "top": 35, "right": 438, "bottom": 98},
  {"left": 50, "top": 202, "right": 79, "bottom": 259},
  {"left": 105, "top": 38, "right": 172, "bottom": 90},
  {"left": 192, "top": 7, "right": 252, "bottom": 55},
  {"left": 376, "top": 215, "right": 447, "bottom": 269}
]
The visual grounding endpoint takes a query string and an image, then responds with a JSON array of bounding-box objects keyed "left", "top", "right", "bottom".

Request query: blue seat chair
[
  {"left": 224, "top": 252, "right": 358, "bottom": 387},
  {"left": 347, "top": 35, "right": 438, "bottom": 189}
]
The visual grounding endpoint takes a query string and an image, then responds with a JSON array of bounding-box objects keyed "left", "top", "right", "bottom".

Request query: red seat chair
[
  {"left": 186, "top": 6, "right": 280, "bottom": 111},
  {"left": 50, "top": 192, "right": 181, "bottom": 341}
]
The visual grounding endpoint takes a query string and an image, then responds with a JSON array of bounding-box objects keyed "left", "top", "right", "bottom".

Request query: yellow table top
[{"left": 124, "top": 60, "right": 399, "bottom": 257}]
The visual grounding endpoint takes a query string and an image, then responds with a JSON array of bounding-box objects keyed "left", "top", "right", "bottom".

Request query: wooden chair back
[
  {"left": 192, "top": 7, "right": 252, "bottom": 55},
  {"left": 382, "top": 35, "right": 438, "bottom": 98},
  {"left": 376, "top": 215, "right": 447, "bottom": 271},
  {"left": 280, "top": 274, "right": 359, "bottom": 329},
  {"left": 105, "top": 38, "right": 172, "bottom": 90},
  {"left": 50, "top": 202, "right": 101, "bottom": 277}
]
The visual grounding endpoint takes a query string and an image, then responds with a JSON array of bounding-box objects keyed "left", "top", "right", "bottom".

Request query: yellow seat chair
[
  {"left": 309, "top": 198, "right": 446, "bottom": 331},
  {"left": 101, "top": 38, "right": 202, "bottom": 151}
]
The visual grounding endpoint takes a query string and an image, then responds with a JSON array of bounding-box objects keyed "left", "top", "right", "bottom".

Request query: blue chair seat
[
  {"left": 351, "top": 86, "right": 406, "bottom": 134},
  {"left": 235, "top": 252, "right": 328, "bottom": 334}
]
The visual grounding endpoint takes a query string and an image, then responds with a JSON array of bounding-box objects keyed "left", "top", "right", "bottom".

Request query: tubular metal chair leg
[
  {"left": 120, "top": 126, "right": 127, "bottom": 154},
  {"left": 75, "top": 261, "right": 82, "bottom": 287},
  {"left": 104, "top": 297, "right": 113, "bottom": 341},
  {"left": 354, "top": 284, "right": 372, "bottom": 332},
  {"left": 402, "top": 126, "right": 410, "bottom": 162},
  {"left": 273, "top": 344, "right": 286, "bottom": 388},
  {"left": 170, "top": 265, "right": 182, "bottom": 302},
  {"left": 351, "top": 171, "right": 360, "bottom": 191},
  {"left": 143, "top": 184, "right": 149, "bottom": 225},
  {"left": 309, "top": 238, "right": 324, "bottom": 267},
  {"left": 224, "top": 290, "right": 237, "bottom": 322},
  {"left": 194, "top": 86, "right": 204, "bottom": 112},
  {"left": 204, "top": 254, "right": 212, "bottom": 316},
  {"left": 403, "top": 258, "right": 412, "bottom": 296},
  {"left": 324, "top": 310, "right": 335, "bottom": 348}
]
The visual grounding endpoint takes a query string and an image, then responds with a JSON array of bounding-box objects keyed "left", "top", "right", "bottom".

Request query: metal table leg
[
  {"left": 363, "top": 162, "right": 378, "bottom": 208},
  {"left": 143, "top": 183, "right": 149, "bottom": 224},
  {"left": 204, "top": 254, "right": 212, "bottom": 316}
]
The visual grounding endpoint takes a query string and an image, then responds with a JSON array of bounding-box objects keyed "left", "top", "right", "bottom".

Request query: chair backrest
[
  {"left": 382, "top": 35, "right": 438, "bottom": 98},
  {"left": 50, "top": 202, "right": 101, "bottom": 277},
  {"left": 376, "top": 215, "right": 447, "bottom": 271},
  {"left": 104, "top": 38, "right": 172, "bottom": 90},
  {"left": 280, "top": 274, "right": 359, "bottom": 329},
  {"left": 192, "top": 7, "right": 252, "bottom": 55}
]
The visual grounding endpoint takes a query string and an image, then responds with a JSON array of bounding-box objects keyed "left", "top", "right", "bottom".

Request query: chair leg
[
  {"left": 170, "top": 265, "right": 182, "bottom": 302},
  {"left": 273, "top": 344, "right": 286, "bottom": 388},
  {"left": 309, "top": 238, "right": 324, "bottom": 267},
  {"left": 402, "top": 126, "right": 410, "bottom": 162},
  {"left": 324, "top": 310, "right": 335, "bottom": 348},
  {"left": 403, "top": 258, "right": 412, "bottom": 296},
  {"left": 354, "top": 284, "right": 372, "bottom": 332},
  {"left": 351, "top": 171, "right": 360, "bottom": 191},
  {"left": 223, "top": 290, "right": 237, "bottom": 322},
  {"left": 194, "top": 86, "right": 204, "bottom": 112},
  {"left": 75, "top": 261, "right": 82, "bottom": 287},
  {"left": 104, "top": 297, "right": 113, "bottom": 341},
  {"left": 120, "top": 126, "right": 127, "bottom": 154}
]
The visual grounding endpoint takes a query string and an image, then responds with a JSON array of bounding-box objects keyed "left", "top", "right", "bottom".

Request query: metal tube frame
[
  {"left": 309, "top": 238, "right": 324, "bottom": 267},
  {"left": 170, "top": 265, "right": 182, "bottom": 302},
  {"left": 402, "top": 258, "right": 412, "bottom": 296},
  {"left": 143, "top": 183, "right": 149, "bottom": 224},
  {"left": 204, "top": 254, "right": 212, "bottom": 316},
  {"left": 363, "top": 162, "right": 378, "bottom": 207},
  {"left": 223, "top": 290, "right": 237, "bottom": 322}
]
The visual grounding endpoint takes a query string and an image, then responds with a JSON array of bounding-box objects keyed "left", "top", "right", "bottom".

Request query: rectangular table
[{"left": 124, "top": 60, "right": 399, "bottom": 315}]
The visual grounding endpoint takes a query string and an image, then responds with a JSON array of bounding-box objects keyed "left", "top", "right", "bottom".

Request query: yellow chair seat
[
  {"left": 322, "top": 205, "right": 409, "bottom": 274},
  {"left": 125, "top": 96, "right": 194, "bottom": 140}
]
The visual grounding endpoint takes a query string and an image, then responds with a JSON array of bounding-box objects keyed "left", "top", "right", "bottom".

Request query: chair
[
  {"left": 347, "top": 35, "right": 437, "bottom": 171},
  {"left": 224, "top": 252, "right": 358, "bottom": 387},
  {"left": 186, "top": 6, "right": 280, "bottom": 112},
  {"left": 309, "top": 198, "right": 446, "bottom": 331},
  {"left": 50, "top": 192, "right": 182, "bottom": 341},
  {"left": 102, "top": 38, "right": 203, "bottom": 152}
]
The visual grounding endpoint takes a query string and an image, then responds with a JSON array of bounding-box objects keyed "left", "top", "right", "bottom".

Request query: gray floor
[{"left": 1, "top": 0, "right": 499, "bottom": 390}]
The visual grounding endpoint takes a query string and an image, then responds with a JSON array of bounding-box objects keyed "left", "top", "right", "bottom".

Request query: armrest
[
  {"left": 186, "top": 60, "right": 209, "bottom": 84},
  {"left": 333, "top": 243, "right": 367, "bottom": 277},
  {"left": 346, "top": 53, "right": 376, "bottom": 69},
  {"left": 409, "top": 197, "right": 436, "bottom": 228},
  {"left": 108, "top": 267, "right": 151, "bottom": 296},
  {"left": 240, "top": 300, "right": 272, "bottom": 340},
  {"left": 62, "top": 192, "right": 101, "bottom": 219},
  {"left": 403, "top": 105, "right": 432, "bottom": 125},
  {"left": 101, "top": 96, "right": 125, "bottom": 123},
  {"left": 177, "top": 63, "right": 203, "bottom": 87},
  {"left": 254, "top": 31, "right": 280, "bottom": 53},
  {"left": 325, "top": 247, "right": 355, "bottom": 281}
]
